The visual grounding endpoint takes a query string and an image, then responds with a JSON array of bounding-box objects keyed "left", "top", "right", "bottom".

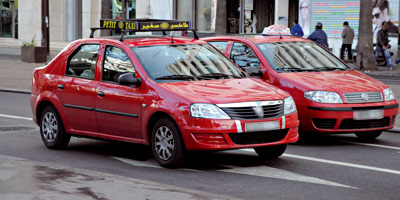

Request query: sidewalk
[{"left": 0, "top": 57, "right": 399, "bottom": 131}]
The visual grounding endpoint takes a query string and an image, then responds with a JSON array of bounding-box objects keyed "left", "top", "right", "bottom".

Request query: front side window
[
  {"left": 208, "top": 41, "right": 228, "bottom": 53},
  {"left": 131, "top": 44, "right": 245, "bottom": 83},
  {"left": 102, "top": 46, "right": 135, "bottom": 83},
  {"left": 66, "top": 44, "right": 100, "bottom": 80},
  {"left": 230, "top": 42, "right": 260, "bottom": 68},
  {"left": 257, "top": 42, "right": 348, "bottom": 72}
]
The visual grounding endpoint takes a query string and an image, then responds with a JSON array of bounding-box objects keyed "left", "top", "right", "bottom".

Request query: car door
[
  {"left": 95, "top": 44, "right": 143, "bottom": 140},
  {"left": 55, "top": 44, "right": 100, "bottom": 132}
]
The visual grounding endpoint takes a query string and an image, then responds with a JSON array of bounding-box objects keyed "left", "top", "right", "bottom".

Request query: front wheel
[
  {"left": 355, "top": 131, "right": 382, "bottom": 141},
  {"left": 254, "top": 144, "right": 287, "bottom": 159},
  {"left": 40, "top": 105, "right": 70, "bottom": 149},
  {"left": 151, "top": 118, "right": 186, "bottom": 168}
]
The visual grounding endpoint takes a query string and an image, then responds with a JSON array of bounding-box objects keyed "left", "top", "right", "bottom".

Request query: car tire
[
  {"left": 254, "top": 144, "right": 287, "bottom": 159},
  {"left": 355, "top": 131, "right": 382, "bottom": 141},
  {"left": 40, "top": 105, "right": 70, "bottom": 149},
  {"left": 151, "top": 118, "right": 186, "bottom": 168}
]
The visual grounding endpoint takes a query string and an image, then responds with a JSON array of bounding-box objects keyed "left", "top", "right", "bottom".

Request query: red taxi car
[
  {"left": 203, "top": 25, "right": 398, "bottom": 142},
  {"left": 30, "top": 20, "right": 299, "bottom": 167}
]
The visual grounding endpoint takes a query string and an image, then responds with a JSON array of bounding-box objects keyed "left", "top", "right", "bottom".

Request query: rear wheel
[
  {"left": 254, "top": 144, "right": 287, "bottom": 159},
  {"left": 40, "top": 105, "right": 70, "bottom": 149},
  {"left": 355, "top": 131, "right": 382, "bottom": 141},
  {"left": 151, "top": 118, "right": 186, "bottom": 168}
]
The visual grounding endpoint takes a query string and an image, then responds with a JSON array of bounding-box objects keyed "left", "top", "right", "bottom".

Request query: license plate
[
  {"left": 245, "top": 120, "right": 280, "bottom": 132},
  {"left": 353, "top": 110, "right": 384, "bottom": 120}
]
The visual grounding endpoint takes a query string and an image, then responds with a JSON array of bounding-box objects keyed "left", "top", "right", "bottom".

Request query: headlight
[
  {"left": 383, "top": 88, "right": 395, "bottom": 101},
  {"left": 304, "top": 91, "right": 343, "bottom": 103},
  {"left": 284, "top": 96, "right": 297, "bottom": 115},
  {"left": 190, "top": 103, "right": 231, "bottom": 119}
]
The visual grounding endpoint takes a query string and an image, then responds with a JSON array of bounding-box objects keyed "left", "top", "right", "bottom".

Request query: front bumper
[
  {"left": 299, "top": 101, "right": 398, "bottom": 133},
  {"left": 180, "top": 112, "right": 299, "bottom": 151}
]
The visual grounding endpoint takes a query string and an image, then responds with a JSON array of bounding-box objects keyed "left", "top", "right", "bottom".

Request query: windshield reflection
[{"left": 132, "top": 44, "right": 245, "bottom": 82}]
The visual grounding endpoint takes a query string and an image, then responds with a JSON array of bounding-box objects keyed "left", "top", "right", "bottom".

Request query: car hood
[
  {"left": 159, "top": 78, "right": 288, "bottom": 104},
  {"left": 279, "top": 70, "right": 388, "bottom": 93}
]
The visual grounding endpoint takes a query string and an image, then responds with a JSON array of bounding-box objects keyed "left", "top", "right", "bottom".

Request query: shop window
[
  {"left": 230, "top": 42, "right": 260, "bottom": 68},
  {"left": 102, "top": 46, "right": 135, "bottom": 83},
  {"left": 176, "top": 0, "right": 216, "bottom": 32},
  {"left": 0, "top": 0, "right": 18, "bottom": 38},
  {"left": 66, "top": 44, "right": 100, "bottom": 80}
]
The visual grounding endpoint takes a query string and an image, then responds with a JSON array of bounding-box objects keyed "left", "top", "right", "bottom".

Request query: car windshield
[
  {"left": 257, "top": 42, "right": 349, "bottom": 73},
  {"left": 131, "top": 44, "right": 246, "bottom": 83}
]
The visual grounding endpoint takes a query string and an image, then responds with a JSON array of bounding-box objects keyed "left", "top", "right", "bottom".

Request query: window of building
[
  {"left": 176, "top": 0, "right": 216, "bottom": 32},
  {"left": 66, "top": 44, "right": 100, "bottom": 80},
  {"left": 208, "top": 41, "right": 228, "bottom": 53},
  {"left": 0, "top": 0, "right": 18, "bottom": 38},
  {"left": 102, "top": 46, "right": 135, "bottom": 83},
  {"left": 230, "top": 42, "right": 260, "bottom": 68}
]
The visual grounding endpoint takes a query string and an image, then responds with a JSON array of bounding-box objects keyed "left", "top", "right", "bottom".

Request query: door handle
[
  {"left": 97, "top": 91, "right": 105, "bottom": 97},
  {"left": 57, "top": 84, "right": 65, "bottom": 90}
]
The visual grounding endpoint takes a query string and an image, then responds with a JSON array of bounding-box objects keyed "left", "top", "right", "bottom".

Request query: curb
[
  {"left": 0, "top": 87, "right": 31, "bottom": 94},
  {"left": 387, "top": 127, "right": 400, "bottom": 133}
]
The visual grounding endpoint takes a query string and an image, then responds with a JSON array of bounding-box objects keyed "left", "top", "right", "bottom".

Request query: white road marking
[
  {"left": 220, "top": 165, "right": 357, "bottom": 189},
  {"left": 112, "top": 156, "right": 356, "bottom": 189},
  {"left": 111, "top": 157, "right": 203, "bottom": 172},
  {"left": 283, "top": 154, "right": 400, "bottom": 176},
  {"left": 0, "top": 114, "right": 32, "bottom": 121},
  {"left": 339, "top": 141, "right": 400, "bottom": 151},
  {"left": 242, "top": 148, "right": 400, "bottom": 175}
]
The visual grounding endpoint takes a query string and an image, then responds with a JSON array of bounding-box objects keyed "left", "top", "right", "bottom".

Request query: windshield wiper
[
  {"left": 278, "top": 68, "right": 320, "bottom": 72},
  {"left": 196, "top": 73, "right": 242, "bottom": 79},
  {"left": 317, "top": 67, "right": 346, "bottom": 71},
  {"left": 155, "top": 75, "right": 196, "bottom": 80}
]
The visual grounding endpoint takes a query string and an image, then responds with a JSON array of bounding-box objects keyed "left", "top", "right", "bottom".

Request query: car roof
[
  {"left": 77, "top": 36, "right": 207, "bottom": 47},
  {"left": 203, "top": 35, "right": 311, "bottom": 44}
]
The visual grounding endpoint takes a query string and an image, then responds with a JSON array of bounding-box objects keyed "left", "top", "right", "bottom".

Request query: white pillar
[{"left": 275, "top": 0, "right": 289, "bottom": 27}]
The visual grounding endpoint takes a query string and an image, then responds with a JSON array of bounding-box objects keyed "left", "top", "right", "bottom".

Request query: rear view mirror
[
  {"left": 118, "top": 72, "right": 142, "bottom": 86},
  {"left": 242, "top": 66, "right": 263, "bottom": 77}
]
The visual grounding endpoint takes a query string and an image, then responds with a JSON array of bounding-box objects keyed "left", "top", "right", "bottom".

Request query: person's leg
[
  {"left": 396, "top": 46, "right": 400, "bottom": 64},
  {"left": 340, "top": 44, "right": 345, "bottom": 60},
  {"left": 374, "top": 47, "right": 380, "bottom": 61},
  {"left": 383, "top": 48, "right": 392, "bottom": 69},
  {"left": 347, "top": 44, "right": 353, "bottom": 60}
]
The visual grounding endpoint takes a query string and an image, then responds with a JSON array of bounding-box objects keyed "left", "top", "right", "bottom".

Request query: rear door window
[{"left": 66, "top": 44, "right": 100, "bottom": 80}]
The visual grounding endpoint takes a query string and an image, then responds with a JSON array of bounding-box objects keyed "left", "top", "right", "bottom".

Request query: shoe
[{"left": 389, "top": 67, "right": 393, "bottom": 71}]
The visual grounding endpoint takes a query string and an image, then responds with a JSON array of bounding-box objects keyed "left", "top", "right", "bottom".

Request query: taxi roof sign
[
  {"left": 261, "top": 25, "right": 291, "bottom": 36},
  {"left": 91, "top": 19, "right": 197, "bottom": 41}
]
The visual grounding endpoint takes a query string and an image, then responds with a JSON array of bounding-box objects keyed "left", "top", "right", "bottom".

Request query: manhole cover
[{"left": 0, "top": 126, "right": 36, "bottom": 132}]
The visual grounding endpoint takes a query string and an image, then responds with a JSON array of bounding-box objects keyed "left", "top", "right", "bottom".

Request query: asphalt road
[
  {"left": 1, "top": 92, "right": 400, "bottom": 199},
  {"left": 369, "top": 75, "right": 400, "bottom": 85}
]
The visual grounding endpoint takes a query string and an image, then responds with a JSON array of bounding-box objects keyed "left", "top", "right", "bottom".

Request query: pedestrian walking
[
  {"left": 375, "top": 21, "right": 393, "bottom": 70},
  {"left": 394, "top": 26, "right": 400, "bottom": 66},
  {"left": 291, "top": 20, "right": 304, "bottom": 37},
  {"left": 307, "top": 22, "right": 328, "bottom": 48},
  {"left": 340, "top": 21, "right": 355, "bottom": 60}
]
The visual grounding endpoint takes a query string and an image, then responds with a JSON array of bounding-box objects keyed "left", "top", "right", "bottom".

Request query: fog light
[{"left": 193, "top": 133, "right": 227, "bottom": 145}]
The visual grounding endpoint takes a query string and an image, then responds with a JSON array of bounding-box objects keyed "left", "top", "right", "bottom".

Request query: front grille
[
  {"left": 344, "top": 92, "right": 383, "bottom": 103},
  {"left": 228, "top": 129, "right": 289, "bottom": 145},
  {"left": 312, "top": 118, "right": 337, "bottom": 129},
  {"left": 220, "top": 103, "right": 284, "bottom": 120},
  {"left": 339, "top": 117, "right": 390, "bottom": 129}
]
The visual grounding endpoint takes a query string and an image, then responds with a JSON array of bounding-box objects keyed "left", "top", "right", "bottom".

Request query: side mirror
[
  {"left": 242, "top": 66, "right": 263, "bottom": 77},
  {"left": 118, "top": 72, "right": 142, "bottom": 86}
]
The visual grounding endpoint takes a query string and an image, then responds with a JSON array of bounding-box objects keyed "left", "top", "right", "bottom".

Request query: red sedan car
[
  {"left": 203, "top": 26, "right": 398, "bottom": 142},
  {"left": 30, "top": 20, "right": 299, "bottom": 167}
]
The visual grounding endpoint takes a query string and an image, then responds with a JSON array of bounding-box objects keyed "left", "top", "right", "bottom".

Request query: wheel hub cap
[
  {"left": 41, "top": 112, "right": 58, "bottom": 143},
  {"left": 154, "top": 126, "right": 174, "bottom": 161}
]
